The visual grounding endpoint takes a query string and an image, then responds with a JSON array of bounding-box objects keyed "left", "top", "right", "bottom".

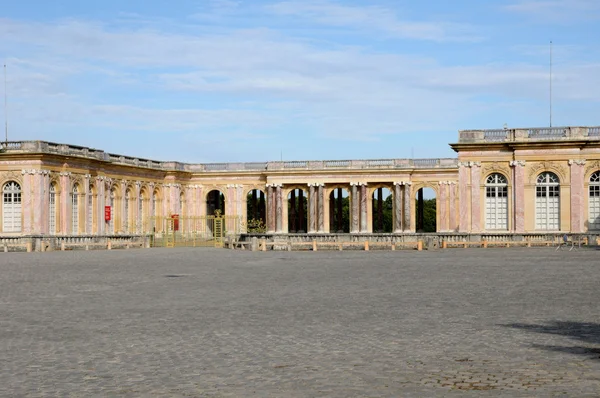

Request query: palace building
[{"left": 1, "top": 126, "right": 600, "bottom": 247}]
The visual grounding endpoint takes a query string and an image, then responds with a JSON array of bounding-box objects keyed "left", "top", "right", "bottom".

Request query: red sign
[
  {"left": 104, "top": 206, "right": 111, "bottom": 222},
  {"left": 172, "top": 214, "right": 179, "bottom": 231}
]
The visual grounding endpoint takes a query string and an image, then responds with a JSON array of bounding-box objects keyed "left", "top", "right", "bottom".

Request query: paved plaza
[{"left": 1, "top": 247, "right": 600, "bottom": 397}]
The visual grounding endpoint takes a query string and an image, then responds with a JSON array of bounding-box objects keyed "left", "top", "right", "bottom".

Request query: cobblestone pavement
[{"left": 2, "top": 247, "right": 600, "bottom": 397}]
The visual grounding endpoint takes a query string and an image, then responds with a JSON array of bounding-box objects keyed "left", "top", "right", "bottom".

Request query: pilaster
[
  {"left": 20, "top": 170, "right": 33, "bottom": 234},
  {"left": 448, "top": 182, "right": 458, "bottom": 232},
  {"left": 60, "top": 172, "right": 71, "bottom": 234},
  {"left": 510, "top": 160, "right": 526, "bottom": 233},
  {"left": 84, "top": 174, "right": 91, "bottom": 234},
  {"left": 569, "top": 159, "right": 586, "bottom": 233},
  {"left": 438, "top": 181, "right": 449, "bottom": 232},
  {"left": 470, "top": 162, "right": 482, "bottom": 232}
]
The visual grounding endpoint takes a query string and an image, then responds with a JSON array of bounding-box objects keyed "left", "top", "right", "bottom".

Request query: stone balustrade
[
  {"left": 0, "top": 140, "right": 458, "bottom": 172},
  {"left": 458, "top": 126, "right": 600, "bottom": 143}
]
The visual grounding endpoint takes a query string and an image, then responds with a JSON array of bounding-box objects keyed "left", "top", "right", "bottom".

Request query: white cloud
[
  {"left": 0, "top": 6, "right": 598, "bottom": 160},
  {"left": 505, "top": 0, "right": 600, "bottom": 21},
  {"left": 267, "top": 1, "right": 482, "bottom": 42}
]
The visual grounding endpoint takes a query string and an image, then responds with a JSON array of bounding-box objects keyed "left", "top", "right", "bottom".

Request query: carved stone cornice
[
  {"left": 59, "top": 171, "right": 72, "bottom": 177},
  {"left": 393, "top": 181, "right": 412, "bottom": 186},
  {"left": 568, "top": 159, "right": 586, "bottom": 166},
  {"left": 21, "top": 169, "right": 51, "bottom": 175},
  {"left": 510, "top": 160, "right": 526, "bottom": 167},
  {"left": 458, "top": 161, "right": 481, "bottom": 168}
]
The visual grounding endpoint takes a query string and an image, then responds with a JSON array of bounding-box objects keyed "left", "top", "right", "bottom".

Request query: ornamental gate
[{"left": 149, "top": 215, "right": 240, "bottom": 248}]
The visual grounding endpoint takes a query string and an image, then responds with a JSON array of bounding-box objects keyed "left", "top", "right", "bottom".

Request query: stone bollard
[
  {"left": 482, "top": 240, "right": 488, "bottom": 248},
  {"left": 107, "top": 241, "right": 112, "bottom": 250},
  {"left": 3, "top": 243, "right": 7, "bottom": 253},
  {"left": 261, "top": 239, "right": 267, "bottom": 252},
  {"left": 391, "top": 242, "right": 396, "bottom": 251},
  {"left": 26, "top": 241, "right": 32, "bottom": 253},
  {"left": 251, "top": 237, "right": 258, "bottom": 252},
  {"left": 442, "top": 240, "right": 447, "bottom": 249},
  {"left": 417, "top": 240, "right": 423, "bottom": 251},
  {"left": 339, "top": 243, "right": 343, "bottom": 251},
  {"left": 364, "top": 241, "right": 369, "bottom": 251},
  {"left": 287, "top": 242, "right": 292, "bottom": 252},
  {"left": 61, "top": 242, "right": 66, "bottom": 251},
  {"left": 85, "top": 244, "right": 89, "bottom": 251},
  {"left": 312, "top": 240, "right": 317, "bottom": 251}
]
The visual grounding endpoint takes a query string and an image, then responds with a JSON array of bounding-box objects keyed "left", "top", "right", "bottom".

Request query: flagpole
[
  {"left": 549, "top": 41, "right": 552, "bottom": 128},
  {"left": 3, "top": 64, "right": 7, "bottom": 144}
]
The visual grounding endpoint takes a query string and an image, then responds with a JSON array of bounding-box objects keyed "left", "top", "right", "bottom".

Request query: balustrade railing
[
  {"left": 325, "top": 160, "right": 351, "bottom": 168},
  {"left": 2, "top": 140, "right": 459, "bottom": 172},
  {"left": 459, "top": 126, "right": 600, "bottom": 143},
  {"left": 367, "top": 159, "right": 394, "bottom": 167},
  {"left": 284, "top": 161, "right": 308, "bottom": 169},
  {"left": 527, "top": 127, "right": 566, "bottom": 139},
  {"left": 412, "top": 158, "right": 440, "bottom": 168},
  {"left": 483, "top": 129, "right": 509, "bottom": 141}
]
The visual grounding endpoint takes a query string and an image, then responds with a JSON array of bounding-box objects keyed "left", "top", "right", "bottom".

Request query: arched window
[
  {"left": 485, "top": 173, "right": 508, "bottom": 230},
  {"left": 3, "top": 181, "right": 22, "bottom": 232},
  {"left": 72, "top": 184, "right": 80, "bottom": 234},
  {"left": 589, "top": 171, "right": 600, "bottom": 230},
  {"left": 49, "top": 183, "right": 57, "bottom": 234},
  {"left": 536, "top": 172, "right": 560, "bottom": 230}
]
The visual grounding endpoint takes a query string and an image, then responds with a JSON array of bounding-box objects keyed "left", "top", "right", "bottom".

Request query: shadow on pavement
[{"left": 503, "top": 321, "right": 600, "bottom": 361}]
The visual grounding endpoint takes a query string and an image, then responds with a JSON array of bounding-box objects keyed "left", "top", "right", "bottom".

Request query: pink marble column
[
  {"left": 403, "top": 183, "right": 412, "bottom": 232},
  {"left": 318, "top": 184, "right": 325, "bottom": 233},
  {"left": 266, "top": 185, "right": 275, "bottom": 233},
  {"left": 276, "top": 185, "right": 283, "bottom": 233},
  {"left": 351, "top": 183, "right": 360, "bottom": 233},
  {"left": 439, "top": 182, "right": 448, "bottom": 232},
  {"left": 569, "top": 160, "right": 586, "bottom": 233},
  {"left": 458, "top": 163, "right": 470, "bottom": 233},
  {"left": 309, "top": 184, "right": 317, "bottom": 233},
  {"left": 393, "top": 183, "right": 402, "bottom": 233},
  {"left": 511, "top": 161, "right": 526, "bottom": 233},
  {"left": 360, "top": 183, "right": 368, "bottom": 232},
  {"left": 470, "top": 163, "right": 482, "bottom": 233},
  {"left": 449, "top": 182, "right": 457, "bottom": 232}
]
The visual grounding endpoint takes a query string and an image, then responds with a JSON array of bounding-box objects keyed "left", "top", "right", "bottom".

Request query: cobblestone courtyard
[{"left": 2, "top": 248, "right": 600, "bottom": 397}]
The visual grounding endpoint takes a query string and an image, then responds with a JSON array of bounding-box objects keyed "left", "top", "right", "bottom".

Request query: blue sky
[{"left": 1, "top": 0, "right": 599, "bottom": 163}]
